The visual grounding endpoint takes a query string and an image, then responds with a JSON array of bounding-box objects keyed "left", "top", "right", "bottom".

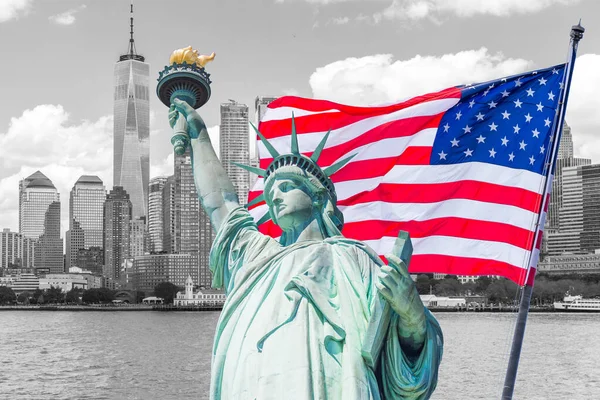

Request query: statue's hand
[
  {"left": 169, "top": 98, "right": 207, "bottom": 139},
  {"left": 376, "top": 254, "right": 421, "bottom": 319}
]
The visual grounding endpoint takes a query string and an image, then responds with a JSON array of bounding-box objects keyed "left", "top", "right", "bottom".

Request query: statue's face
[{"left": 268, "top": 178, "right": 315, "bottom": 231}]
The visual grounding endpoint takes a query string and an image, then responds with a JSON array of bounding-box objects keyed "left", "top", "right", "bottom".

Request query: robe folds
[{"left": 209, "top": 207, "right": 443, "bottom": 400}]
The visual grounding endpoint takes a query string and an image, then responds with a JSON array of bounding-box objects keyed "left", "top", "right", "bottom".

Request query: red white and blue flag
[{"left": 248, "top": 64, "right": 566, "bottom": 285}]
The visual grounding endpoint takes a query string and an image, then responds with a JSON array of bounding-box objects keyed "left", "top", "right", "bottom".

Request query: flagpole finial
[{"left": 571, "top": 20, "right": 585, "bottom": 42}]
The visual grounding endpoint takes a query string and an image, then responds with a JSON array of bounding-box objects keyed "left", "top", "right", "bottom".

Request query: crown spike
[
  {"left": 232, "top": 162, "right": 266, "bottom": 177},
  {"left": 250, "top": 122, "right": 280, "bottom": 158},
  {"left": 323, "top": 153, "right": 357, "bottom": 176},
  {"left": 290, "top": 112, "right": 299, "bottom": 155},
  {"left": 256, "top": 211, "right": 272, "bottom": 226},
  {"left": 310, "top": 129, "right": 332, "bottom": 163},
  {"left": 245, "top": 193, "right": 265, "bottom": 209}
]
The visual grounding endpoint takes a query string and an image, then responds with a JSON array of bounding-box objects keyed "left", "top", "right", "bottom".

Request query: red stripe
[
  {"left": 337, "top": 180, "right": 543, "bottom": 213},
  {"left": 342, "top": 218, "right": 535, "bottom": 251},
  {"left": 259, "top": 114, "right": 442, "bottom": 169},
  {"left": 263, "top": 87, "right": 461, "bottom": 123},
  {"left": 408, "top": 254, "right": 529, "bottom": 285}
]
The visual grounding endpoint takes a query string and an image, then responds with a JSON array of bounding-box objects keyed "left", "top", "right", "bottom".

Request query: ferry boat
[{"left": 553, "top": 295, "right": 600, "bottom": 312}]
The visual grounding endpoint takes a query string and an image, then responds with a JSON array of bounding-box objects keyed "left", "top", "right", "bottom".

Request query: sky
[{"left": 1, "top": 0, "right": 600, "bottom": 239}]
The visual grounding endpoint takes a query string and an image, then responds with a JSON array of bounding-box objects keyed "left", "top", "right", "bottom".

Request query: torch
[{"left": 156, "top": 46, "right": 215, "bottom": 155}]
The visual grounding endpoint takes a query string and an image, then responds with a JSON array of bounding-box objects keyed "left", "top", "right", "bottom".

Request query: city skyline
[{"left": 2, "top": 0, "right": 600, "bottom": 238}]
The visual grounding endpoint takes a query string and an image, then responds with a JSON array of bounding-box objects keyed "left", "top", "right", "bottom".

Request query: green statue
[{"left": 169, "top": 99, "right": 443, "bottom": 400}]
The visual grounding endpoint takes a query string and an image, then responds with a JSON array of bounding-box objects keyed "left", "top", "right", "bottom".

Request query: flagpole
[{"left": 501, "top": 21, "right": 585, "bottom": 400}]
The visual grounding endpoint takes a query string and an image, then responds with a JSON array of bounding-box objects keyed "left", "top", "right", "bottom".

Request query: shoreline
[{"left": 0, "top": 305, "right": 596, "bottom": 312}]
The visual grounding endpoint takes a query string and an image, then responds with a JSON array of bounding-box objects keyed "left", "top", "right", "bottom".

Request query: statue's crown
[{"left": 234, "top": 114, "right": 355, "bottom": 226}]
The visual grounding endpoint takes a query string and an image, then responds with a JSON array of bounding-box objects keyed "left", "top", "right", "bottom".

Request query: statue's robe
[{"left": 209, "top": 207, "right": 443, "bottom": 400}]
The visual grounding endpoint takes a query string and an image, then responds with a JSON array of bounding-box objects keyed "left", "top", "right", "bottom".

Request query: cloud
[
  {"left": 0, "top": 104, "right": 177, "bottom": 241},
  {"left": 567, "top": 54, "right": 600, "bottom": 163},
  {"left": 309, "top": 47, "right": 532, "bottom": 105},
  {"left": 376, "top": 0, "right": 583, "bottom": 22},
  {"left": 329, "top": 16, "right": 350, "bottom": 24},
  {"left": 48, "top": 4, "right": 86, "bottom": 26},
  {"left": 0, "top": 0, "right": 31, "bottom": 22}
]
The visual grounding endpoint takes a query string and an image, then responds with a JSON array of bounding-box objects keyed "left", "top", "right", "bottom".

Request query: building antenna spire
[{"left": 119, "top": 1, "right": 144, "bottom": 62}]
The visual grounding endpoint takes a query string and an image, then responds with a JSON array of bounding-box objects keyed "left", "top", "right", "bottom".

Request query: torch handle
[{"left": 171, "top": 111, "right": 190, "bottom": 155}]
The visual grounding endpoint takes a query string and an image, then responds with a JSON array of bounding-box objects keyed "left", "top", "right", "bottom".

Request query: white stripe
[
  {"left": 339, "top": 199, "right": 538, "bottom": 232},
  {"left": 363, "top": 236, "right": 530, "bottom": 269},
  {"left": 252, "top": 161, "right": 546, "bottom": 198},
  {"left": 257, "top": 98, "right": 459, "bottom": 157},
  {"left": 261, "top": 107, "right": 339, "bottom": 122}
]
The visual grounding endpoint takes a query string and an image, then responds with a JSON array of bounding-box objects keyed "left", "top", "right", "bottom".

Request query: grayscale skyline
[{"left": 1, "top": 0, "right": 599, "bottom": 237}]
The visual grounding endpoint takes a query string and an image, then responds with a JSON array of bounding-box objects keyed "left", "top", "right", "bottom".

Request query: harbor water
[{"left": 0, "top": 311, "right": 598, "bottom": 399}]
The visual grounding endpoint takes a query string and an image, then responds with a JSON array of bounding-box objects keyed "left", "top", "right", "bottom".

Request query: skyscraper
[
  {"left": 546, "top": 123, "right": 591, "bottom": 230},
  {"left": 0, "top": 229, "right": 36, "bottom": 269},
  {"left": 103, "top": 186, "right": 132, "bottom": 288},
  {"left": 66, "top": 175, "right": 105, "bottom": 270},
  {"left": 220, "top": 100, "right": 250, "bottom": 204},
  {"left": 19, "top": 171, "right": 63, "bottom": 273},
  {"left": 251, "top": 96, "right": 277, "bottom": 185},
  {"left": 148, "top": 176, "right": 168, "bottom": 253},
  {"left": 113, "top": 5, "right": 149, "bottom": 220},
  {"left": 162, "top": 175, "right": 176, "bottom": 253}
]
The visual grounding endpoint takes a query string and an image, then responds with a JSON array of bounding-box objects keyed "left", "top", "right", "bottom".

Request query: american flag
[{"left": 247, "top": 64, "right": 566, "bottom": 285}]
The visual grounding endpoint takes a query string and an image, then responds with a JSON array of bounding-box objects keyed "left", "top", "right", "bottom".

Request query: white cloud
[
  {"left": 0, "top": 0, "right": 31, "bottom": 22},
  {"left": 330, "top": 16, "right": 350, "bottom": 24},
  {"left": 0, "top": 104, "right": 177, "bottom": 241},
  {"left": 567, "top": 54, "right": 600, "bottom": 163},
  {"left": 309, "top": 47, "right": 532, "bottom": 105},
  {"left": 49, "top": 5, "right": 86, "bottom": 26},
  {"left": 308, "top": 49, "right": 600, "bottom": 164}
]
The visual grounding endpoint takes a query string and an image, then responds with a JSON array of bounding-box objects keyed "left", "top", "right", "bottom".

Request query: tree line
[{"left": 0, "top": 282, "right": 184, "bottom": 305}]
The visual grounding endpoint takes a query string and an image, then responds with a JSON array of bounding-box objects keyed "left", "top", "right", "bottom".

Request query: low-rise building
[
  {"left": 39, "top": 274, "right": 88, "bottom": 292},
  {"left": 537, "top": 252, "right": 600, "bottom": 275},
  {"left": 173, "top": 276, "right": 226, "bottom": 306}
]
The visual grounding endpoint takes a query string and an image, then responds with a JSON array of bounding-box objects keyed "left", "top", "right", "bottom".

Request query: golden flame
[{"left": 169, "top": 46, "right": 215, "bottom": 68}]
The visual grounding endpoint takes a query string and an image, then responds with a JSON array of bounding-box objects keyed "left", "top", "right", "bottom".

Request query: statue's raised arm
[{"left": 168, "top": 99, "right": 239, "bottom": 231}]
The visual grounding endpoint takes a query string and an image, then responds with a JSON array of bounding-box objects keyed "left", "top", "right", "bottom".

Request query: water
[{"left": 0, "top": 311, "right": 598, "bottom": 399}]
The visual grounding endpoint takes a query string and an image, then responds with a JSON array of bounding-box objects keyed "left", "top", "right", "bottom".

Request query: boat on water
[{"left": 553, "top": 295, "right": 600, "bottom": 311}]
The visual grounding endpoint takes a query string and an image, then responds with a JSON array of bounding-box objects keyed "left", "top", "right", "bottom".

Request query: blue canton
[{"left": 431, "top": 64, "right": 566, "bottom": 175}]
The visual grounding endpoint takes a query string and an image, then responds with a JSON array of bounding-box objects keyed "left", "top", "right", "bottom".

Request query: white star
[
  {"left": 438, "top": 150, "right": 447, "bottom": 160},
  {"left": 529, "top": 155, "right": 536, "bottom": 165},
  {"left": 488, "top": 84, "right": 495, "bottom": 89},
  {"left": 464, "top": 148, "right": 473, "bottom": 157},
  {"left": 526, "top": 88, "right": 535, "bottom": 97},
  {"left": 502, "top": 110, "right": 511, "bottom": 119},
  {"left": 476, "top": 112, "right": 485, "bottom": 121},
  {"left": 514, "top": 99, "right": 523, "bottom": 108},
  {"left": 532, "top": 71, "right": 538, "bottom": 75},
  {"left": 501, "top": 78, "right": 507, "bottom": 82},
  {"left": 538, "top": 77, "right": 547, "bottom": 85},
  {"left": 519, "top": 140, "right": 527, "bottom": 150},
  {"left": 540, "top": 145, "right": 545, "bottom": 154},
  {"left": 501, "top": 90, "right": 510, "bottom": 98},
  {"left": 501, "top": 136, "right": 509, "bottom": 146},
  {"left": 559, "top": 82, "right": 564, "bottom": 90},
  {"left": 513, "top": 124, "right": 521, "bottom": 134},
  {"left": 536, "top": 102, "right": 544, "bottom": 112},
  {"left": 515, "top": 78, "right": 523, "bottom": 87},
  {"left": 443, "top": 123, "right": 450, "bottom": 132},
  {"left": 469, "top": 99, "right": 475, "bottom": 108},
  {"left": 463, "top": 125, "right": 472, "bottom": 134},
  {"left": 488, "top": 100, "right": 497, "bottom": 109},
  {"left": 483, "top": 89, "right": 490, "bottom": 97},
  {"left": 456, "top": 111, "right": 462, "bottom": 120},
  {"left": 476, "top": 135, "right": 486, "bottom": 143},
  {"left": 552, "top": 68, "right": 559, "bottom": 74},
  {"left": 548, "top": 91, "right": 555, "bottom": 101},
  {"left": 489, "top": 122, "right": 498, "bottom": 131},
  {"left": 544, "top": 118, "right": 552, "bottom": 127},
  {"left": 489, "top": 148, "right": 497, "bottom": 158},
  {"left": 532, "top": 128, "right": 540, "bottom": 138},
  {"left": 524, "top": 113, "right": 533, "bottom": 123},
  {"left": 451, "top": 138, "right": 459, "bottom": 147},
  {"left": 508, "top": 152, "right": 515, "bottom": 161}
]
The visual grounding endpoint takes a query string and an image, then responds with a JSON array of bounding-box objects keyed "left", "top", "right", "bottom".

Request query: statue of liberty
[{"left": 168, "top": 98, "right": 443, "bottom": 400}]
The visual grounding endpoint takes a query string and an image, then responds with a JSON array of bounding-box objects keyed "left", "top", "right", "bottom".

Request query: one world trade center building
[{"left": 113, "top": 7, "right": 149, "bottom": 220}]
